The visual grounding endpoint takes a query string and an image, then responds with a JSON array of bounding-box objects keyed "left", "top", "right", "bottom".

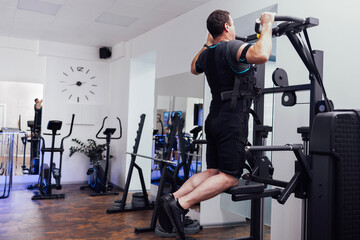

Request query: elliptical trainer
[
  {"left": 80, "top": 116, "right": 122, "bottom": 196},
  {"left": 32, "top": 114, "right": 75, "bottom": 200}
]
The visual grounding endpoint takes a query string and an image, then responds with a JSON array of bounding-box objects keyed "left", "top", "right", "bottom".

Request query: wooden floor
[{"left": 0, "top": 184, "right": 270, "bottom": 240}]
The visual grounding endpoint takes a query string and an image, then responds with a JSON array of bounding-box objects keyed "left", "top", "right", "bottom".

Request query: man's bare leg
[
  {"left": 177, "top": 171, "right": 238, "bottom": 209},
  {"left": 173, "top": 169, "right": 219, "bottom": 199}
]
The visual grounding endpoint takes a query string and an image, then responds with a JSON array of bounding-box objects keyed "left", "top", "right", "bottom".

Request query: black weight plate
[{"left": 272, "top": 68, "right": 289, "bottom": 87}]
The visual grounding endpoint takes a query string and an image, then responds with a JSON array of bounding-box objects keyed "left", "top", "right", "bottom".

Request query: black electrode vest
[{"left": 202, "top": 41, "right": 257, "bottom": 117}]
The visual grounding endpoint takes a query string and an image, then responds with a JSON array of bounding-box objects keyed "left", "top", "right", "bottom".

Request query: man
[
  {"left": 34, "top": 98, "right": 43, "bottom": 133},
  {"left": 159, "top": 10, "right": 275, "bottom": 239}
]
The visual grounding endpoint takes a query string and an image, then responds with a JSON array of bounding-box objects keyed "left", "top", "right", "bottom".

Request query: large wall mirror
[
  {"left": 0, "top": 81, "right": 43, "bottom": 176},
  {"left": 151, "top": 72, "right": 204, "bottom": 190}
]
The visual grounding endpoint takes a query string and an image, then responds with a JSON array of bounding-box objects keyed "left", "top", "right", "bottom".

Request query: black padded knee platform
[{"left": 225, "top": 179, "right": 265, "bottom": 195}]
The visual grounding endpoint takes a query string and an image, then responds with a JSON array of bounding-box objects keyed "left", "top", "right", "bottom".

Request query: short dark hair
[
  {"left": 206, "top": 10, "right": 231, "bottom": 38},
  {"left": 34, "top": 98, "right": 38, "bottom": 103}
]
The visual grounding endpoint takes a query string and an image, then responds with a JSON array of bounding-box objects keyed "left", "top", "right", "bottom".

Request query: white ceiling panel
[
  {"left": 42, "top": 0, "right": 67, "bottom": 4},
  {"left": 50, "top": 16, "right": 92, "bottom": 34},
  {"left": 0, "top": 0, "right": 19, "bottom": 8},
  {"left": 0, "top": 5, "right": 16, "bottom": 15},
  {"left": 13, "top": 9, "right": 55, "bottom": 25},
  {"left": 190, "top": 0, "right": 211, "bottom": 3},
  {"left": 84, "top": 21, "right": 124, "bottom": 37},
  {"left": 96, "top": 12, "right": 138, "bottom": 27},
  {"left": 41, "top": 30, "right": 77, "bottom": 42},
  {"left": 120, "top": 0, "right": 168, "bottom": 8},
  {"left": 0, "top": 6, "right": 16, "bottom": 29},
  {"left": 57, "top": 0, "right": 113, "bottom": 19},
  {"left": 0, "top": 26, "right": 11, "bottom": 36},
  {"left": 0, "top": 0, "right": 211, "bottom": 47},
  {"left": 131, "top": 8, "right": 177, "bottom": 33},
  {"left": 10, "top": 24, "right": 47, "bottom": 39},
  {"left": 65, "top": 35, "right": 106, "bottom": 47},
  {"left": 156, "top": 0, "right": 203, "bottom": 13},
  {"left": 10, "top": 9, "right": 54, "bottom": 38},
  {"left": 17, "top": 0, "right": 62, "bottom": 16},
  {"left": 106, "top": 1, "right": 153, "bottom": 18}
]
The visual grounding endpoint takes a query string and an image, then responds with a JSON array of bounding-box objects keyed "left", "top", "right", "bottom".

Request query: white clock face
[{"left": 60, "top": 66, "right": 98, "bottom": 103}]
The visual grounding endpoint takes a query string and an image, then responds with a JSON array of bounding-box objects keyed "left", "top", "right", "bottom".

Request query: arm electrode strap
[{"left": 239, "top": 44, "right": 252, "bottom": 62}]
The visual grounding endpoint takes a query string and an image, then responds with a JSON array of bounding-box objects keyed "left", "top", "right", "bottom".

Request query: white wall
[
  {"left": 107, "top": 42, "right": 131, "bottom": 189},
  {"left": 126, "top": 57, "right": 156, "bottom": 191},
  {"left": 43, "top": 54, "right": 110, "bottom": 184}
]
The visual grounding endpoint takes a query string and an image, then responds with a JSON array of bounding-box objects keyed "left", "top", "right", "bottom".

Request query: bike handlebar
[
  {"left": 96, "top": 116, "right": 108, "bottom": 139},
  {"left": 96, "top": 116, "right": 122, "bottom": 140},
  {"left": 113, "top": 117, "right": 122, "bottom": 139}
]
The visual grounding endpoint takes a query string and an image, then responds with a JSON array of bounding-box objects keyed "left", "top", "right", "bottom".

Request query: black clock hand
[{"left": 68, "top": 81, "right": 87, "bottom": 86}]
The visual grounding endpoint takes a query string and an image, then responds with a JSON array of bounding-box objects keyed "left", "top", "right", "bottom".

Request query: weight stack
[
  {"left": 308, "top": 110, "right": 360, "bottom": 240},
  {"left": 131, "top": 192, "right": 146, "bottom": 208}
]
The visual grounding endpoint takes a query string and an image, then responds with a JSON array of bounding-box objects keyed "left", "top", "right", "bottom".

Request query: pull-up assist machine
[{"left": 225, "top": 14, "right": 358, "bottom": 240}]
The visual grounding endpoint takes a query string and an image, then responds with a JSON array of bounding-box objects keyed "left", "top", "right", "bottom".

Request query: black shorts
[{"left": 204, "top": 112, "right": 248, "bottom": 178}]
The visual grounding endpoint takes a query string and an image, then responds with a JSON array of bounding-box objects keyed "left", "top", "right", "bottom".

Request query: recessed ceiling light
[
  {"left": 17, "top": 0, "right": 62, "bottom": 16},
  {"left": 96, "top": 12, "right": 138, "bottom": 27}
]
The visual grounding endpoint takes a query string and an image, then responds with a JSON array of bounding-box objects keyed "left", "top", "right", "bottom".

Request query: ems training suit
[{"left": 195, "top": 40, "right": 255, "bottom": 178}]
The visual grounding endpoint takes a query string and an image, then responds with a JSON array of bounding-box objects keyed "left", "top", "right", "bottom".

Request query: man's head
[
  {"left": 34, "top": 98, "right": 39, "bottom": 103},
  {"left": 207, "top": 10, "right": 235, "bottom": 39}
]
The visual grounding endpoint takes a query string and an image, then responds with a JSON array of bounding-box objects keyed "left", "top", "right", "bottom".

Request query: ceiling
[{"left": 0, "top": 0, "right": 210, "bottom": 47}]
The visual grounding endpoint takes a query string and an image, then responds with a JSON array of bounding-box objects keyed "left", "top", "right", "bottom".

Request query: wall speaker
[{"left": 99, "top": 47, "right": 111, "bottom": 59}]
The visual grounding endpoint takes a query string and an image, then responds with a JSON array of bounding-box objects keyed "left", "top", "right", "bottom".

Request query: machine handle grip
[
  {"left": 274, "top": 15, "right": 305, "bottom": 23},
  {"left": 66, "top": 114, "right": 75, "bottom": 138},
  {"left": 60, "top": 114, "right": 75, "bottom": 147},
  {"left": 255, "top": 15, "right": 306, "bottom": 34},
  {"left": 254, "top": 19, "right": 261, "bottom": 34},
  {"left": 235, "top": 34, "right": 259, "bottom": 42}
]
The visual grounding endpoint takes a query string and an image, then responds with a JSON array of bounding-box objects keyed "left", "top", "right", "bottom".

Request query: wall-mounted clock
[{"left": 60, "top": 66, "right": 98, "bottom": 103}]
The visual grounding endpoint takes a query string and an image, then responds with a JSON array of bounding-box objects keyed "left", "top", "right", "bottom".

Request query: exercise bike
[{"left": 80, "top": 116, "right": 122, "bottom": 196}]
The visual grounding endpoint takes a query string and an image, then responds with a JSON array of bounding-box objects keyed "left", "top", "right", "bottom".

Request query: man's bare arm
[
  {"left": 191, "top": 33, "right": 213, "bottom": 75},
  {"left": 237, "top": 12, "right": 275, "bottom": 64}
]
